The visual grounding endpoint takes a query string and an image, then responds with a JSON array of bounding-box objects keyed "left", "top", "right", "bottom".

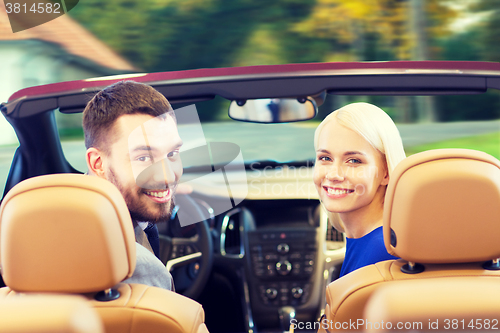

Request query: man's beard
[{"left": 108, "top": 167, "right": 174, "bottom": 223}]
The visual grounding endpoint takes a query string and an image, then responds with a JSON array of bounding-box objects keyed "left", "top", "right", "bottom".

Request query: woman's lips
[{"left": 323, "top": 186, "right": 354, "bottom": 198}]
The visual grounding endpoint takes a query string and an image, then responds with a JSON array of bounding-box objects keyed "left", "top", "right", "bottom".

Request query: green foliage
[
  {"left": 69, "top": 0, "right": 157, "bottom": 68},
  {"left": 405, "top": 131, "right": 500, "bottom": 159},
  {"left": 464, "top": 0, "right": 500, "bottom": 62},
  {"left": 438, "top": 29, "right": 483, "bottom": 61},
  {"left": 68, "top": 0, "right": 500, "bottom": 122},
  {"left": 70, "top": 0, "right": 458, "bottom": 71},
  {"left": 436, "top": 92, "right": 500, "bottom": 121}
]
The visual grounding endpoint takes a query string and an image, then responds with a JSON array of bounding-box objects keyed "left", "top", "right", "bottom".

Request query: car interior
[{"left": 0, "top": 61, "right": 499, "bottom": 332}]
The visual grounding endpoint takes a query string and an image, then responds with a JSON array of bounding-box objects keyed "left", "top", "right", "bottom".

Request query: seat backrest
[
  {"left": 0, "top": 295, "right": 104, "bottom": 333},
  {"left": 0, "top": 174, "right": 208, "bottom": 333},
  {"left": 319, "top": 149, "right": 500, "bottom": 332},
  {"left": 364, "top": 278, "right": 500, "bottom": 332}
]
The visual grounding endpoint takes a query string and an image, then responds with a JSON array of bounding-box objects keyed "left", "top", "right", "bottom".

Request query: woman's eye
[
  {"left": 317, "top": 155, "right": 331, "bottom": 162},
  {"left": 347, "top": 158, "right": 362, "bottom": 164}
]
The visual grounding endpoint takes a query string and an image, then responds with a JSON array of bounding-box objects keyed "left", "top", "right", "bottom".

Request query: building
[{"left": 0, "top": 1, "right": 136, "bottom": 144}]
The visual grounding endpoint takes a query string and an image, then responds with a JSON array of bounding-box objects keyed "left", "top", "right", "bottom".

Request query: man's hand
[{"left": 176, "top": 183, "right": 193, "bottom": 195}]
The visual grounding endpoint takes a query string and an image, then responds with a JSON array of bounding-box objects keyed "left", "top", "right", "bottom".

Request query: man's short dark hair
[{"left": 83, "top": 81, "right": 173, "bottom": 154}]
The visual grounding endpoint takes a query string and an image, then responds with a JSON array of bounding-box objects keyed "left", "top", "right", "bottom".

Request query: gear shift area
[{"left": 279, "top": 306, "right": 296, "bottom": 332}]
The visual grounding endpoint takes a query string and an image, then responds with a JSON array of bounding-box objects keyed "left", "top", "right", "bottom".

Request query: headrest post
[
  {"left": 483, "top": 258, "right": 500, "bottom": 271},
  {"left": 95, "top": 288, "right": 121, "bottom": 302},
  {"left": 401, "top": 261, "right": 425, "bottom": 274}
]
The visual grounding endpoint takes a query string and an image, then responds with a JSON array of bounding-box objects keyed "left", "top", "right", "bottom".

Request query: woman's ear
[
  {"left": 86, "top": 147, "right": 106, "bottom": 178},
  {"left": 381, "top": 167, "right": 390, "bottom": 186}
]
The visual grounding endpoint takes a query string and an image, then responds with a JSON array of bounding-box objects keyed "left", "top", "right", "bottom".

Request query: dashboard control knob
[
  {"left": 277, "top": 243, "right": 289, "bottom": 254},
  {"left": 265, "top": 288, "right": 278, "bottom": 300},
  {"left": 276, "top": 260, "right": 292, "bottom": 275},
  {"left": 291, "top": 287, "right": 304, "bottom": 299}
]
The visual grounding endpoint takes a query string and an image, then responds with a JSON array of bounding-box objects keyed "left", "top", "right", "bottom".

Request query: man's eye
[
  {"left": 136, "top": 156, "right": 151, "bottom": 162},
  {"left": 167, "top": 150, "right": 180, "bottom": 158}
]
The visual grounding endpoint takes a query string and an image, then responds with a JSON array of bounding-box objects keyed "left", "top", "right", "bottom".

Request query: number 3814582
[{"left": 5, "top": 2, "right": 61, "bottom": 14}]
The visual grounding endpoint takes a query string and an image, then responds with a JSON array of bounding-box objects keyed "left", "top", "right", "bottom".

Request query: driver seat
[
  {"left": 0, "top": 174, "right": 209, "bottom": 333},
  {"left": 319, "top": 149, "right": 500, "bottom": 331}
]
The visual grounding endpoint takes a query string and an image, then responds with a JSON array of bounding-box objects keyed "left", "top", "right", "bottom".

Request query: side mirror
[{"left": 228, "top": 97, "right": 317, "bottom": 123}]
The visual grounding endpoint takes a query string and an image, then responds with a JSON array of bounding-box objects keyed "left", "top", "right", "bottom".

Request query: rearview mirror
[{"left": 228, "top": 98, "right": 317, "bottom": 123}]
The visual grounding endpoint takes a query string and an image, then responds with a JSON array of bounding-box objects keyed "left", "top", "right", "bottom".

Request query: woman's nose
[{"left": 325, "top": 165, "right": 345, "bottom": 181}]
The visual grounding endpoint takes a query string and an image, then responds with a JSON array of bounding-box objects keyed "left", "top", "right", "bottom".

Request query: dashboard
[{"left": 190, "top": 166, "right": 346, "bottom": 332}]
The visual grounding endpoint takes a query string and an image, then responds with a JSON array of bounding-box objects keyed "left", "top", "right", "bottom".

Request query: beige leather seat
[
  {"left": 0, "top": 174, "right": 209, "bottom": 333},
  {"left": 364, "top": 279, "right": 500, "bottom": 332},
  {"left": 319, "top": 149, "right": 500, "bottom": 332},
  {"left": 0, "top": 295, "right": 104, "bottom": 333}
]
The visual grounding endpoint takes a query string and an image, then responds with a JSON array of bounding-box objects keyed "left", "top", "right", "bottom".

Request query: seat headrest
[
  {"left": 384, "top": 149, "right": 500, "bottom": 264},
  {"left": 0, "top": 174, "right": 136, "bottom": 293}
]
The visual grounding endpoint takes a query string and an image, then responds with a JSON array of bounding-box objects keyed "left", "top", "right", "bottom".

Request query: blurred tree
[
  {"left": 69, "top": 0, "right": 157, "bottom": 68},
  {"left": 439, "top": 30, "right": 483, "bottom": 61},
  {"left": 470, "top": 0, "right": 500, "bottom": 62},
  {"left": 70, "top": 0, "right": 320, "bottom": 122},
  {"left": 433, "top": 1, "right": 500, "bottom": 122},
  {"left": 291, "top": 0, "right": 456, "bottom": 122},
  {"left": 70, "top": 0, "right": 460, "bottom": 70},
  {"left": 409, "top": 0, "right": 436, "bottom": 122},
  {"left": 70, "top": 0, "right": 497, "bottom": 122},
  {"left": 291, "top": 0, "right": 455, "bottom": 61}
]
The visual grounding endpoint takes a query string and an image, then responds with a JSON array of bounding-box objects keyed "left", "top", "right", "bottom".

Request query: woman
[{"left": 313, "top": 102, "right": 406, "bottom": 277}]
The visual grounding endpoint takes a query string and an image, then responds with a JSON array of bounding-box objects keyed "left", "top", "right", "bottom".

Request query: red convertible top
[
  {"left": 8, "top": 61, "right": 500, "bottom": 102},
  {"left": 3, "top": 61, "right": 500, "bottom": 119}
]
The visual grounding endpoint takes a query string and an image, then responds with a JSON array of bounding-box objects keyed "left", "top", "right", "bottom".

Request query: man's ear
[{"left": 86, "top": 147, "right": 106, "bottom": 178}]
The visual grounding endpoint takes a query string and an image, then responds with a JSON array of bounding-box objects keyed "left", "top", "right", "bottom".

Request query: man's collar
[{"left": 137, "top": 221, "right": 150, "bottom": 230}]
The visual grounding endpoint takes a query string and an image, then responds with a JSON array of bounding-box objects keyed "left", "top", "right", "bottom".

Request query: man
[{"left": 83, "top": 81, "right": 182, "bottom": 290}]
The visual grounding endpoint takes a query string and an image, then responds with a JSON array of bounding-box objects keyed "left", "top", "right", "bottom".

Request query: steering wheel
[{"left": 158, "top": 194, "right": 213, "bottom": 300}]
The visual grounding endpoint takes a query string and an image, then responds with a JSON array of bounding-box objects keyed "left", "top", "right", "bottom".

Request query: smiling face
[
  {"left": 103, "top": 113, "right": 183, "bottom": 223},
  {"left": 313, "top": 118, "right": 389, "bottom": 224}
]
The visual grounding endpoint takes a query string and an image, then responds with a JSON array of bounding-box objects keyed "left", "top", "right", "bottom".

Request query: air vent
[
  {"left": 325, "top": 222, "right": 345, "bottom": 251},
  {"left": 221, "top": 208, "right": 244, "bottom": 258},
  {"left": 326, "top": 224, "right": 344, "bottom": 242}
]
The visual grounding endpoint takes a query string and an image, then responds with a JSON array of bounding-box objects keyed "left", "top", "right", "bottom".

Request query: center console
[
  {"left": 222, "top": 199, "right": 329, "bottom": 331},
  {"left": 248, "top": 230, "right": 317, "bottom": 307},
  {"left": 246, "top": 227, "right": 322, "bottom": 331}
]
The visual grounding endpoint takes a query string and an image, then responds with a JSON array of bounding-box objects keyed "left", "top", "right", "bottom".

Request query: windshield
[
  {"left": 49, "top": 93, "right": 500, "bottom": 175},
  {"left": 1, "top": 90, "right": 498, "bottom": 195}
]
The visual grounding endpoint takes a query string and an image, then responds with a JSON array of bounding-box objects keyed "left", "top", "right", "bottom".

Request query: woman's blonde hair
[{"left": 314, "top": 102, "right": 406, "bottom": 232}]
